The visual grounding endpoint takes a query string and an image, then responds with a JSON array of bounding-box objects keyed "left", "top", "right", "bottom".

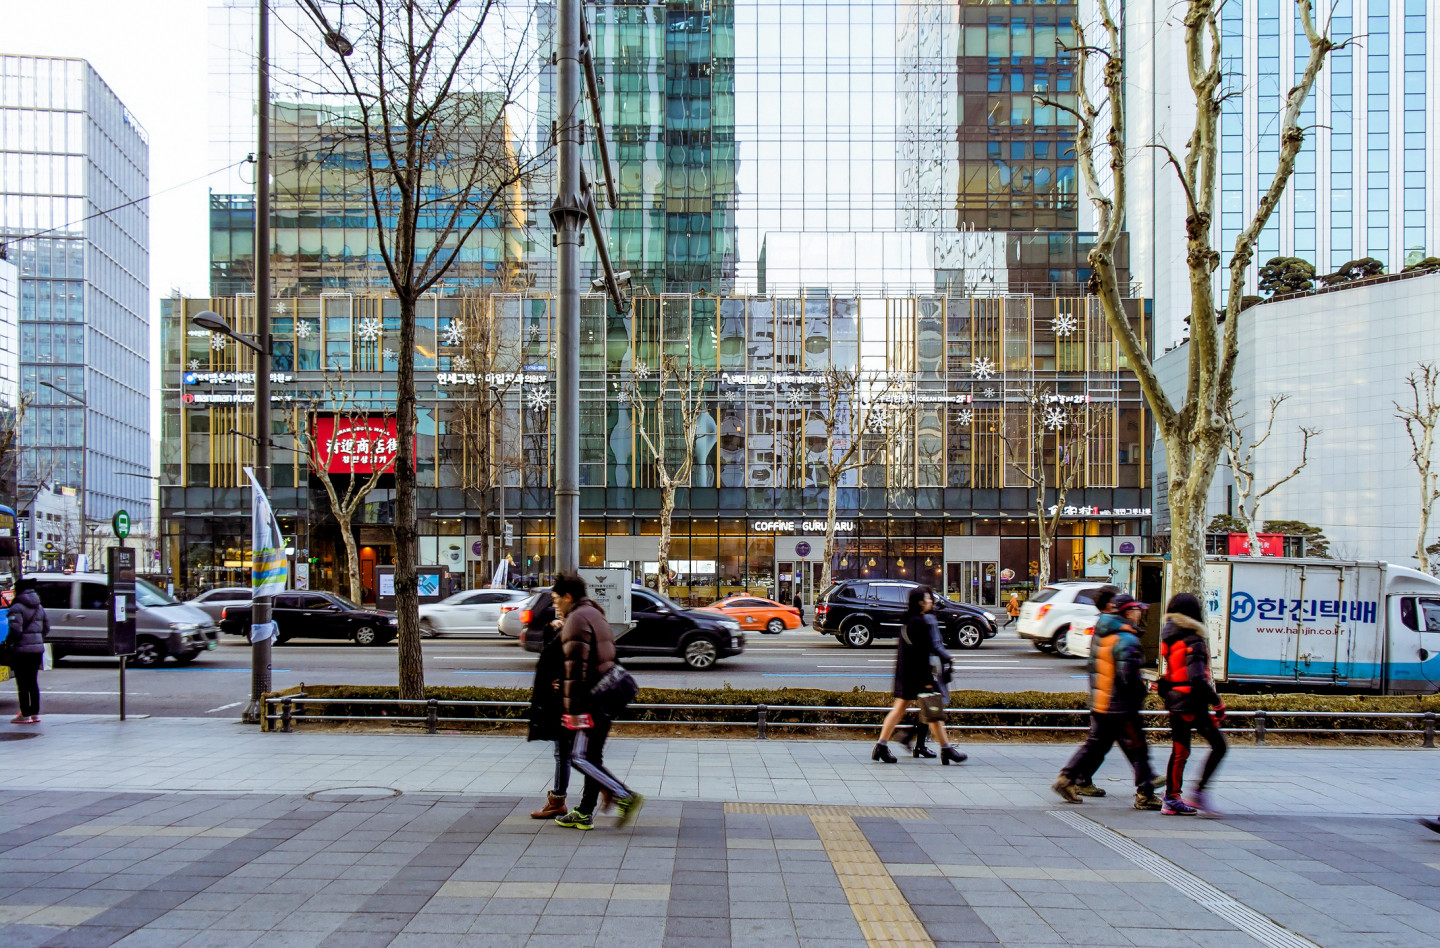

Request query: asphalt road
[{"left": 9, "top": 627, "right": 1088, "bottom": 719}]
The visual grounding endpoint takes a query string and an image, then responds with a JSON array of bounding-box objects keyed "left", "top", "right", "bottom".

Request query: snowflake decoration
[
  {"left": 866, "top": 408, "right": 891, "bottom": 434},
  {"left": 187, "top": 359, "right": 201, "bottom": 371},
  {"left": 786, "top": 389, "right": 804, "bottom": 408},
  {"left": 295, "top": 321, "right": 314, "bottom": 340},
  {"left": 275, "top": 302, "right": 288, "bottom": 315},
  {"left": 526, "top": 387, "right": 551, "bottom": 413},
  {"left": 969, "top": 356, "right": 996, "bottom": 380},
  {"left": 981, "top": 387, "right": 997, "bottom": 399},
  {"left": 209, "top": 332, "right": 228, "bottom": 351},
  {"left": 382, "top": 347, "right": 397, "bottom": 363},
  {"left": 1052, "top": 313, "right": 1078, "bottom": 337},
  {"left": 440, "top": 321, "right": 465, "bottom": 347},
  {"left": 355, "top": 318, "right": 382, "bottom": 342},
  {"left": 956, "top": 408, "right": 973, "bottom": 426},
  {"left": 1044, "top": 407, "right": 1068, "bottom": 431},
  {"left": 633, "top": 361, "right": 651, "bottom": 380},
  {"left": 452, "top": 355, "right": 472, "bottom": 371},
  {"left": 528, "top": 323, "right": 542, "bottom": 342}
]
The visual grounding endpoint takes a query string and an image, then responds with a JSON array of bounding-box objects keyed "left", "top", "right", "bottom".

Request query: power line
[{"left": 0, "top": 157, "right": 253, "bottom": 257}]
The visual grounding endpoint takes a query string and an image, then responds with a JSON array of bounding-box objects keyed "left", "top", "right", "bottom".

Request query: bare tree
[
  {"left": 625, "top": 357, "right": 714, "bottom": 598},
  {"left": 291, "top": 375, "right": 398, "bottom": 602},
  {"left": 1003, "top": 386, "right": 1102, "bottom": 588},
  {"left": 1039, "top": 0, "right": 1337, "bottom": 594},
  {"left": 293, "top": 0, "right": 549, "bottom": 697},
  {"left": 1396, "top": 364, "right": 1440, "bottom": 573},
  {"left": 813, "top": 368, "right": 915, "bottom": 590},
  {"left": 1221, "top": 395, "right": 1319, "bottom": 556}
]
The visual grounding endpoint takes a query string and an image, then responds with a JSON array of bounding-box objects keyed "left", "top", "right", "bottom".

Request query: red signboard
[
  {"left": 1227, "top": 533, "right": 1284, "bottom": 557},
  {"left": 313, "top": 416, "right": 402, "bottom": 474}
]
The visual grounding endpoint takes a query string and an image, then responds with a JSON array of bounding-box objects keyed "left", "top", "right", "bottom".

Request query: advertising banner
[
  {"left": 313, "top": 416, "right": 403, "bottom": 474},
  {"left": 1227, "top": 533, "right": 1284, "bottom": 556}
]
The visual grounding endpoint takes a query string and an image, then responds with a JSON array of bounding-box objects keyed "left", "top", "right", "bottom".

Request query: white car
[
  {"left": 419, "top": 589, "right": 531, "bottom": 637},
  {"left": 1016, "top": 582, "right": 1109, "bottom": 657},
  {"left": 1065, "top": 613, "right": 1098, "bottom": 659}
]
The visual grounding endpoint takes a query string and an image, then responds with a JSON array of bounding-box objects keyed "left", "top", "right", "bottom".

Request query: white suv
[{"left": 1016, "top": 582, "right": 1111, "bottom": 657}]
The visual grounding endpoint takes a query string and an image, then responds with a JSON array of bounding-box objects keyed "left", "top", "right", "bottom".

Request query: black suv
[
  {"left": 523, "top": 586, "right": 746, "bottom": 670},
  {"left": 219, "top": 592, "right": 397, "bottom": 646},
  {"left": 813, "top": 580, "right": 997, "bottom": 649}
]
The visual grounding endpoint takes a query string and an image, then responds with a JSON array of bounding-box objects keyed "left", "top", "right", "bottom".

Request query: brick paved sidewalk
[{"left": 3, "top": 716, "right": 1440, "bottom": 947}]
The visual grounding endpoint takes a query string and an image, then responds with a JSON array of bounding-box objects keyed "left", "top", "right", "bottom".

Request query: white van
[{"left": 35, "top": 572, "right": 220, "bottom": 667}]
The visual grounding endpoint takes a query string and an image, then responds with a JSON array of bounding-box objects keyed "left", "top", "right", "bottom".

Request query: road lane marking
[
  {"left": 45, "top": 690, "right": 149, "bottom": 695},
  {"left": 205, "top": 702, "right": 244, "bottom": 713}
]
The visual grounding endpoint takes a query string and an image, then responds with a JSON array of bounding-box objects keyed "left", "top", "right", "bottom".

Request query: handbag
[
  {"left": 916, "top": 691, "right": 947, "bottom": 723},
  {"left": 590, "top": 664, "right": 638, "bottom": 717},
  {"left": 41, "top": 643, "right": 53, "bottom": 672}
]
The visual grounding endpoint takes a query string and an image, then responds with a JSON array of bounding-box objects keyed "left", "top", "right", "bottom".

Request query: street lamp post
[
  {"left": 117, "top": 471, "right": 164, "bottom": 590},
  {"left": 40, "top": 379, "right": 86, "bottom": 569}
]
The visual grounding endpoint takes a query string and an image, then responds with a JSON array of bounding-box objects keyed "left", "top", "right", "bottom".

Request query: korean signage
[
  {"left": 313, "top": 416, "right": 403, "bottom": 474},
  {"left": 184, "top": 371, "right": 294, "bottom": 385},
  {"left": 1227, "top": 533, "right": 1283, "bottom": 556},
  {"left": 1046, "top": 505, "right": 1151, "bottom": 517}
]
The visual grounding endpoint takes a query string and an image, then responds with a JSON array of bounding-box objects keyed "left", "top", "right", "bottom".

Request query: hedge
[{"left": 259, "top": 683, "right": 1440, "bottom": 744}]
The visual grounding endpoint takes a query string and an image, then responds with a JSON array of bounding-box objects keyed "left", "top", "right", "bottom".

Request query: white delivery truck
[{"left": 1127, "top": 556, "right": 1440, "bottom": 695}]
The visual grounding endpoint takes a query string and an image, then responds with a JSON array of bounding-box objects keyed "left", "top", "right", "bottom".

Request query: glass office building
[
  {"left": 0, "top": 56, "right": 151, "bottom": 530},
  {"left": 1218, "top": 0, "right": 1434, "bottom": 273}
]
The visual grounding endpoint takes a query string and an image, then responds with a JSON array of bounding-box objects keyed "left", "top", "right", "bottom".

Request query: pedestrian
[
  {"left": 873, "top": 586, "right": 966, "bottom": 765},
  {"left": 552, "top": 573, "right": 644, "bottom": 830},
  {"left": 1063, "top": 586, "right": 1126, "bottom": 799},
  {"left": 1005, "top": 592, "right": 1021, "bottom": 628},
  {"left": 1052, "top": 591, "right": 1162, "bottom": 810},
  {"left": 793, "top": 591, "right": 804, "bottom": 625},
  {"left": 524, "top": 589, "right": 573, "bottom": 819},
  {"left": 1158, "top": 593, "right": 1227, "bottom": 816},
  {"left": 6, "top": 578, "right": 49, "bottom": 725}
]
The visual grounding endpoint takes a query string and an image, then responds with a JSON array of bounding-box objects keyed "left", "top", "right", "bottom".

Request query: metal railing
[{"left": 263, "top": 694, "right": 1438, "bottom": 747}]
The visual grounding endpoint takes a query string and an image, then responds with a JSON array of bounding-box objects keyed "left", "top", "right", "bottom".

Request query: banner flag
[{"left": 243, "top": 467, "right": 287, "bottom": 643}]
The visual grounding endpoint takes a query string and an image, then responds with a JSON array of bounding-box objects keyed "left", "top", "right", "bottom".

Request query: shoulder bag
[{"left": 585, "top": 619, "right": 638, "bottom": 718}]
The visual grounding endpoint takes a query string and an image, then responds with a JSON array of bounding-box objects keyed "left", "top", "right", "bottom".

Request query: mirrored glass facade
[{"left": 0, "top": 56, "right": 151, "bottom": 527}]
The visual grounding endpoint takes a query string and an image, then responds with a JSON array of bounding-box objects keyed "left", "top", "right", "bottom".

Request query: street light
[
  {"left": 38, "top": 378, "right": 88, "bottom": 568},
  {"left": 117, "top": 472, "right": 166, "bottom": 590}
]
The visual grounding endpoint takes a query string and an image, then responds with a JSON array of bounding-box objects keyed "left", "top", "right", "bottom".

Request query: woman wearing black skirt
[{"left": 872, "top": 586, "right": 966, "bottom": 765}]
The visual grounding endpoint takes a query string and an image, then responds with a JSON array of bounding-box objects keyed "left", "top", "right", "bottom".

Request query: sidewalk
[{"left": 2, "top": 716, "right": 1439, "bottom": 947}]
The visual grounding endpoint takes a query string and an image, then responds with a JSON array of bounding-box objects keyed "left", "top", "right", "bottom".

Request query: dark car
[
  {"left": 813, "top": 580, "right": 997, "bottom": 649},
  {"left": 219, "top": 591, "right": 398, "bottom": 646},
  {"left": 522, "top": 585, "right": 746, "bottom": 670}
]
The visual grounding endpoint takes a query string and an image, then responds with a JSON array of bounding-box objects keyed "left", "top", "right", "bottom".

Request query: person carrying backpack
[
  {"left": 1158, "top": 593, "right": 1227, "bottom": 816},
  {"left": 6, "top": 578, "right": 49, "bottom": 725}
]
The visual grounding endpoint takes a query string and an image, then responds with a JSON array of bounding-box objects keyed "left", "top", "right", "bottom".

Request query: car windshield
[
  {"left": 135, "top": 578, "right": 179, "bottom": 608},
  {"left": 1029, "top": 586, "right": 1061, "bottom": 604},
  {"left": 707, "top": 598, "right": 735, "bottom": 607},
  {"left": 645, "top": 589, "right": 686, "bottom": 611},
  {"left": 329, "top": 594, "right": 359, "bottom": 609},
  {"left": 440, "top": 590, "right": 480, "bottom": 605}
]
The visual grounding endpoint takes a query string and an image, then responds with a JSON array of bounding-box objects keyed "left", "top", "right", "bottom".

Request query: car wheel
[
  {"left": 1050, "top": 625, "right": 1070, "bottom": 655},
  {"left": 682, "top": 636, "right": 720, "bottom": 669},
  {"left": 765, "top": 618, "right": 785, "bottom": 635},
  {"left": 172, "top": 650, "right": 202, "bottom": 665},
  {"left": 132, "top": 637, "right": 164, "bottom": 668},
  {"left": 1032, "top": 640, "right": 1051, "bottom": 652},
  {"left": 842, "top": 621, "right": 874, "bottom": 648},
  {"left": 956, "top": 623, "right": 984, "bottom": 650},
  {"left": 421, "top": 619, "right": 438, "bottom": 639},
  {"left": 353, "top": 626, "right": 380, "bottom": 646}
]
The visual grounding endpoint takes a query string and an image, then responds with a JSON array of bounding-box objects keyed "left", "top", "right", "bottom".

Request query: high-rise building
[
  {"left": 0, "top": 252, "right": 19, "bottom": 505},
  {"left": 0, "top": 55, "right": 151, "bottom": 533}
]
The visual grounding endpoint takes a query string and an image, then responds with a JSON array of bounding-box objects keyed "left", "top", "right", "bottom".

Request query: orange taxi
[{"left": 699, "top": 595, "right": 802, "bottom": 634}]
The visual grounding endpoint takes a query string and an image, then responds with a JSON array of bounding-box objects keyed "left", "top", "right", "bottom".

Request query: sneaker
[
  {"left": 1186, "top": 790, "right": 1219, "bottom": 818},
  {"left": 1075, "top": 781, "right": 1107, "bottom": 798},
  {"left": 615, "top": 793, "right": 645, "bottom": 829},
  {"left": 1052, "top": 777, "right": 1082, "bottom": 805},
  {"left": 554, "top": 809, "right": 593, "bottom": 830},
  {"left": 9, "top": 715, "right": 27, "bottom": 725},
  {"left": 1418, "top": 818, "right": 1440, "bottom": 835},
  {"left": 27, "top": 716, "right": 39, "bottom": 723},
  {"left": 1161, "top": 796, "right": 1198, "bottom": 816},
  {"left": 1133, "top": 791, "right": 1163, "bottom": 811}
]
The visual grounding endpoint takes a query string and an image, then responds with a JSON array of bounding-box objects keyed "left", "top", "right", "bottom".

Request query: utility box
[
  {"left": 579, "top": 567, "right": 632, "bottom": 631},
  {"left": 374, "top": 565, "right": 451, "bottom": 613}
]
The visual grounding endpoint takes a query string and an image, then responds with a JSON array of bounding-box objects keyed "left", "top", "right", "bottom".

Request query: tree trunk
[
  {"left": 821, "top": 477, "right": 839, "bottom": 591},
  {"left": 1417, "top": 492, "right": 1433, "bottom": 575},
  {"left": 1035, "top": 496, "right": 1052, "bottom": 589},
  {"left": 1165, "top": 431, "right": 1223, "bottom": 597},
  {"left": 339, "top": 512, "right": 362, "bottom": 603},
  {"left": 657, "top": 483, "right": 675, "bottom": 596},
  {"left": 395, "top": 293, "right": 424, "bottom": 699},
  {"left": 1246, "top": 519, "right": 1262, "bottom": 558}
]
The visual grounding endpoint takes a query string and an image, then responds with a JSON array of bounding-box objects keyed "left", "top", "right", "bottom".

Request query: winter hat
[{"left": 1166, "top": 592, "right": 1203, "bottom": 623}]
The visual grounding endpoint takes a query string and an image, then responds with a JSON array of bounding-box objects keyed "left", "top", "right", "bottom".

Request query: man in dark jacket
[
  {"left": 6, "top": 578, "right": 49, "bottom": 724},
  {"left": 552, "top": 573, "right": 643, "bottom": 830},
  {"left": 1053, "top": 592, "right": 1161, "bottom": 810},
  {"left": 524, "top": 590, "right": 573, "bottom": 819}
]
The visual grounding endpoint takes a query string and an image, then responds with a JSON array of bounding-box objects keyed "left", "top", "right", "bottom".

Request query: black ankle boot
[
  {"left": 912, "top": 730, "right": 936, "bottom": 758},
  {"left": 871, "top": 742, "right": 897, "bottom": 763},
  {"left": 940, "top": 746, "right": 967, "bottom": 765}
]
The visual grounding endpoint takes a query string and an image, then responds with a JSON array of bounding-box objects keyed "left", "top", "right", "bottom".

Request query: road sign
[{"left": 113, "top": 510, "right": 131, "bottom": 539}]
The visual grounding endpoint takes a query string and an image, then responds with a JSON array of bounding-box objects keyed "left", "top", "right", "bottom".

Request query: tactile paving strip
[
  {"left": 723, "top": 802, "right": 931, "bottom": 819},
  {"left": 810, "top": 813, "right": 936, "bottom": 948}
]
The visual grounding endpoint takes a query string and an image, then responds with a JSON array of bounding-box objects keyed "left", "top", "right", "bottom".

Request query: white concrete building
[{"left": 1152, "top": 269, "right": 1440, "bottom": 564}]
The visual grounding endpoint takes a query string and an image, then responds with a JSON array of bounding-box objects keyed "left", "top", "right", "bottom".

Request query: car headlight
[
  {"left": 719, "top": 619, "right": 740, "bottom": 632},
  {"left": 168, "top": 622, "right": 199, "bottom": 631}
]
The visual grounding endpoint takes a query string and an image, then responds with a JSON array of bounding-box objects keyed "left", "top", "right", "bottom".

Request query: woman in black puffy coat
[
  {"left": 871, "top": 586, "right": 966, "bottom": 765},
  {"left": 6, "top": 578, "right": 49, "bottom": 724}
]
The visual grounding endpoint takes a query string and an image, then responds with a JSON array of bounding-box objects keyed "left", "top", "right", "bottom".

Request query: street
[{"left": 15, "top": 627, "right": 1086, "bottom": 718}]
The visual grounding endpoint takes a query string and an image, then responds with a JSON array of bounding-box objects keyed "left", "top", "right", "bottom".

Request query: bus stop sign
[{"left": 112, "top": 510, "right": 131, "bottom": 540}]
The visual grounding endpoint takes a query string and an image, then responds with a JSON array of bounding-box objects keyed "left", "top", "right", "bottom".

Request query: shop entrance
[
  {"left": 776, "top": 560, "right": 822, "bottom": 608},
  {"left": 945, "top": 560, "right": 998, "bottom": 607}
]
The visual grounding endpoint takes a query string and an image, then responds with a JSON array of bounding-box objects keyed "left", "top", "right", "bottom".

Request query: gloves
[
  {"left": 1212, "top": 703, "right": 1227, "bottom": 725},
  {"left": 561, "top": 713, "right": 593, "bottom": 730}
]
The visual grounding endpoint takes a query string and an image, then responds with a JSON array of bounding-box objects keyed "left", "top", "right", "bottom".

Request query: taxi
[{"left": 697, "top": 595, "right": 802, "bottom": 634}]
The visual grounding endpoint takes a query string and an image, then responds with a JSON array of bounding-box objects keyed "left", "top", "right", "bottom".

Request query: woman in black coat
[
  {"left": 872, "top": 586, "right": 965, "bottom": 764},
  {"left": 7, "top": 578, "right": 49, "bottom": 724},
  {"left": 523, "top": 590, "right": 572, "bottom": 819}
]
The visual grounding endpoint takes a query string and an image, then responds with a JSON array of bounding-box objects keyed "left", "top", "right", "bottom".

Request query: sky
[{"left": 7, "top": 0, "right": 216, "bottom": 303}]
